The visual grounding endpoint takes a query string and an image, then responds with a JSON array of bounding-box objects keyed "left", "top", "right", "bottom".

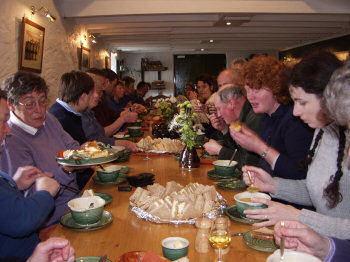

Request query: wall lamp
[
  {"left": 31, "top": 6, "right": 56, "bottom": 22},
  {"left": 89, "top": 34, "right": 97, "bottom": 44}
]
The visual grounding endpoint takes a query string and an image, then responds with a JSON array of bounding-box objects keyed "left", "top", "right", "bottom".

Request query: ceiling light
[
  {"left": 31, "top": 6, "right": 56, "bottom": 22},
  {"left": 201, "top": 48, "right": 205, "bottom": 51},
  {"left": 226, "top": 22, "right": 231, "bottom": 26},
  {"left": 209, "top": 39, "right": 214, "bottom": 43},
  {"left": 89, "top": 34, "right": 97, "bottom": 44}
]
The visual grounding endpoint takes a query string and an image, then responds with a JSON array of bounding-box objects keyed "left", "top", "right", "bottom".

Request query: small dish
[
  {"left": 92, "top": 176, "right": 127, "bottom": 186},
  {"left": 75, "top": 256, "right": 112, "bottom": 262},
  {"left": 243, "top": 230, "right": 278, "bottom": 253},
  {"left": 161, "top": 237, "right": 189, "bottom": 261},
  {"left": 225, "top": 205, "right": 265, "bottom": 224},
  {"left": 60, "top": 210, "right": 113, "bottom": 231},
  {"left": 68, "top": 196, "right": 105, "bottom": 225},
  {"left": 213, "top": 160, "right": 238, "bottom": 177},
  {"left": 234, "top": 191, "right": 271, "bottom": 218}
]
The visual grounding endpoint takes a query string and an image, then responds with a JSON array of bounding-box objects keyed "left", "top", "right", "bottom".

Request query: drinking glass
[
  {"left": 143, "top": 140, "right": 152, "bottom": 160},
  {"left": 209, "top": 221, "right": 231, "bottom": 262}
]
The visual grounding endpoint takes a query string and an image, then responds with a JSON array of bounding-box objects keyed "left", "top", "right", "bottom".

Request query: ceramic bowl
[
  {"left": 128, "top": 126, "right": 142, "bottom": 137},
  {"left": 234, "top": 191, "right": 271, "bottom": 218},
  {"left": 96, "top": 165, "right": 122, "bottom": 182},
  {"left": 267, "top": 249, "right": 321, "bottom": 262},
  {"left": 68, "top": 196, "right": 105, "bottom": 225},
  {"left": 213, "top": 160, "right": 238, "bottom": 177},
  {"left": 161, "top": 237, "right": 189, "bottom": 261},
  {"left": 129, "top": 119, "right": 142, "bottom": 127}
]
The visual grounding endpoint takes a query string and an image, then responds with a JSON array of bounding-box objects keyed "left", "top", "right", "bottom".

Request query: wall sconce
[
  {"left": 89, "top": 34, "right": 97, "bottom": 44},
  {"left": 31, "top": 6, "right": 56, "bottom": 22}
]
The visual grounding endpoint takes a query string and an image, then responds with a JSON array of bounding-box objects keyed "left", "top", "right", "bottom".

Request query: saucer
[
  {"left": 225, "top": 205, "right": 265, "bottom": 224},
  {"left": 207, "top": 169, "right": 233, "bottom": 180},
  {"left": 60, "top": 210, "right": 113, "bottom": 231},
  {"left": 217, "top": 179, "right": 247, "bottom": 191},
  {"left": 75, "top": 256, "right": 112, "bottom": 262},
  {"left": 95, "top": 193, "right": 113, "bottom": 205},
  {"left": 243, "top": 230, "right": 278, "bottom": 253},
  {"left": 93, "top": 176, "right": 127, "bottom": 186}
]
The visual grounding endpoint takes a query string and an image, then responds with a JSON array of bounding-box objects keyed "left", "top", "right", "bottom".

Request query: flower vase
[{"left": 179, "top": 145, "right": 200, "bottom": 169}]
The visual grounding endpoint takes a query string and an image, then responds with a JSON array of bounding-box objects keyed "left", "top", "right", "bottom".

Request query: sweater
[
  {"left": 273, "top": 123, "right": 350, "bottom": 239},
  {"left": 0, "top": 112, "right": 80, "bottom": 227},
  {"left": 0, "top": 171, "right": 54, "bottom": 259}
]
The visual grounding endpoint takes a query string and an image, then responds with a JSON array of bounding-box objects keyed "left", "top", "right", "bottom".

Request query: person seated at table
[
  {"left": 231, "top": 57, "right": 247, "bottom": 71},
  {"left": 241, "top": 51, "right": 349, "bottom": 239},
  {"left": 184, "top": 81, "right": 197, "bottom": 101},
  {"left": 122, "top": 76, "right": 136, "bottom": 102},
  {"left": 0, "top": 89, "right": 60, "bottom": 260},
  {"left": 0, "top": 72, "right": 82, "bottom": 227},
  {"left": 203, "top": 85, "right": 262, "bottom": 167},
  {"left": 135, "top": 81, "right": 152, "bottom": 105},
  {"left": 230, "top": 55, "right": 314, "bottom": 180},
  {"left": 217, "top": 68, "right": 241, "bottom": 89}
]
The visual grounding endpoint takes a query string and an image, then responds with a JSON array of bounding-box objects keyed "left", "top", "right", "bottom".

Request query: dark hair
[
  {"left": 290, "top": 51, "right": 343, "bottom": 98},
  {"left": 102, "top": 69, "right": 118, "bottom": 82},
  {"left": 185, "top": 82, "right": 195, "bottom": 91},
  {"left": 86, "top": 68, "right": 105, "bottom": 76},
  {"left": 59, "top": 71, "right": 94, "bottom": 104},
  {"left": 136, "top": 81, "right": 149, "bottom": 91},
  {"left": 0, "top": 90, "right": 7, "bottom": 101},
  {"left": 1, "top": 71, "right": 48, "bottom": 105},
  {"left": 116, "top": 80, "right": 125, "bottom": 87},
  {"left": 122, "top": 76, "right": 135, "bottom": 87},
  {"left": 196, "top": 74, "right": 217, "bottom": 92}
]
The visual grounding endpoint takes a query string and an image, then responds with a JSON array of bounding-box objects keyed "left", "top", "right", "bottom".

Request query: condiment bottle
[{"left": 195, "top": 216, "right": 213, "bottom": 253}]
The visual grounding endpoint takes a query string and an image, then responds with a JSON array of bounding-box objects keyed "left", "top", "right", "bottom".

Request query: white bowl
[
  {"left": 68, "top": 196, "right": 105, "bottom": 212},
  {"left": 267, "top": 249, "right": 321, "bottom": 262},
  {"left": 213, "top": 160, "right": 238, "bottom": 167}
]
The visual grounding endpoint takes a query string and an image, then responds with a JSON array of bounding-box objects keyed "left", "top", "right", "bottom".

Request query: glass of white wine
[
  {"left": 143, "top": 139, "right": 152, "bottom": 160},
  {"left": 209, "top": 221, "right": 231, "bottom": 262}
]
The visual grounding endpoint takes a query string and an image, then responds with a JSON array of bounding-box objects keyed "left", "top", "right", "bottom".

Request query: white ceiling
[{"left": 59, "top": 0, "right": 350, "bottom": 53}]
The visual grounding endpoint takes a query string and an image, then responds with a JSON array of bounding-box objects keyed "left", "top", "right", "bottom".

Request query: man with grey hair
[{"left": 203, "top": 84, "right": 262, "bottom": 167}]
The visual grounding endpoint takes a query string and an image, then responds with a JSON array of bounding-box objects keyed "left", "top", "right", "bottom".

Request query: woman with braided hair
[{"left": 241, "top": 51, "right": 350, "bottom": 239}]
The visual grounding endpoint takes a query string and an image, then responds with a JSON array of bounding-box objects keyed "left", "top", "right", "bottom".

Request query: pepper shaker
[{"left": 195, "top": 216, "right": 213, "bottom": 253}]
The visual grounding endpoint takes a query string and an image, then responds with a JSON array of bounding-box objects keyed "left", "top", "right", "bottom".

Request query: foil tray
[{"left": 129, "top": 192, "right": 228, "bottom": 225}]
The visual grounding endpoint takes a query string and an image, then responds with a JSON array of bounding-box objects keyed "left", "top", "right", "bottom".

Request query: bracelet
[{"left": 261, "top": 146, "right": 270, "bottom": 159}]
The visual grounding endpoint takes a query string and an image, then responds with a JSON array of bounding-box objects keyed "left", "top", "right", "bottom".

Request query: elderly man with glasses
[{"left": 0, "top": 71, "right": 82, "bottom": 228}]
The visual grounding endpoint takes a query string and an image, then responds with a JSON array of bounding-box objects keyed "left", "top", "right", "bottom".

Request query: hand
[
  {"left": 209, "top": 114, "right": 228, "bottom": 133},
  {"left": 244, "top": 198, "right": 301, "bottom": 227},
  {"left": 27, "top": 237, "right": 75, "bottom": 262},
  {"left": 187, "top": 91, "right": 197, "bottom": 100},
  {"left": 121, "top": 112, "right": 138, "bottom": 123},
  {"left": 274, "top": 220, "right": 330, "bottom": 261},
  {"left": 132, "top": 104, "right": 146, "bottom": 114},
  {"left": 242, "top": 165, "right": 278, "bottom": 194},
  {"left": 230, "top": 124, "right": 266, "bottom": 153},
  {"left": 203, "top": 139, "right": 222, "bottom": 155},
  {"left": 13, "top": 166, "right": 51, "bottom": 191},
  {"left": 115, "top": 140, "right": 138, "bottom": 152},
  {"left": 35, "top": 176, "right": 60, "bottom": 197}
]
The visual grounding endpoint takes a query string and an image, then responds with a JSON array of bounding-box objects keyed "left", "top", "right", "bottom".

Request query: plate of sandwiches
[
  {"left": 243, "top": 227, "right": 278, "bottom": 252},
  {"left": 137, "top": 136, "right": 185, "bottom": 154},
  {"left": 56, "top": 141, "right": 118, "bottom": 166},
  {"left": 129, "top": 181, "right": 227, "bottom": 224}
]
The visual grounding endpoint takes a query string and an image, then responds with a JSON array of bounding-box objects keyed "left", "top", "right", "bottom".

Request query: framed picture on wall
[
  {"left": 19, "top": 17, "right": 45, "bottom": 73},
  {"left": 80, "top": 46, "right": 90, "bottom": 72}
]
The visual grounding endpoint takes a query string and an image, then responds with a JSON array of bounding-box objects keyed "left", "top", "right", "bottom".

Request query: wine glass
[
  {"left": 209, "top": 220, "right": 231, "bottom": 262},
  {"left": 143, "top": 139, "right": 152, "bottom": 160}
]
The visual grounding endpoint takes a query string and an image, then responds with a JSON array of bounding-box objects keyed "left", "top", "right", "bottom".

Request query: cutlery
[
  {"left": 231, "top": 232, "right": 245, "bottom": 237},
  {"left": 99, "top": 164, "right": 105, "bottom": 171},
  {"left": 59, "top": 183, "right": 79, "bottom": 194},
  {"left": 247, "top": 171, "right": 259, "bottom": 192},
  {"left": 89, "top": 202, "right": 94, "bottom": 208},
  {"left": 228, "top": 148, "right": 238, "bottom": 166},
  {"left": 99, "top": 254, "right": 107, "bottom": 262},
  {"left": 280, "top": 221, "right": 285, "bottom": 262}
]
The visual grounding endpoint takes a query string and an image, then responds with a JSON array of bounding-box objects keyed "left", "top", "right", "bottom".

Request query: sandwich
[
  {"left": 230, "top": 121, "right": 242, "bottom": 132},
  {"left": 251, "top": 227, "right": 274, "bottom": 241}
]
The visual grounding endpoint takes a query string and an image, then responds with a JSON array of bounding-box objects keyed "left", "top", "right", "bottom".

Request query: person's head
[
  {"left": 114, "top": 80, "right": 125, "bottom": 101},
  {"left": 86, "top": 68, "right": 106, "bottom": 89},
  {"left": 231, "top": 57, "right": 247, "bottom": 71},
  {"left": 242, "top": 55, "right": 290, "bottom": 115},
  {"left": 1, "top": 71, "right": 48, "bottom": 128},
  {"left": 185, "top": 82, "right": 196, "bottom": 97},
  {"left": 122, "top": 76, "right": 135, "bottom": 95},
  {"left": 59, "top": 71, "right": 94, "bottom": 112},
  {"left": 136, "top": 81, "right": 150, "bottom": 97},
  {"left": 86, "top": 72, "right": 103, "bottom": 109},
  {"left": 217, "top": 69, "right": 241, "bottom": 89},
  {"left": 102, "top": 69, "right": 118, "bottom": 97},
  {"left": 290, "top": 50, "right": 343, "bottom": 129},
  {"left": 196, "top": 74, "right": 216, "bottom": 102},
  {"left": 214, "top": 84, "right": 246, "bottom": 124},
  {"left": 0, "top": 90, "right": 10, "bottom": 144}
]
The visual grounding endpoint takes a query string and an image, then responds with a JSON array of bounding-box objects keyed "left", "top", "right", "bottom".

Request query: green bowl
[
  {"left": 68, "top": 196, "right": 105, "bottom": 225},
  {"left": 128, "top": 126, "right": 142, "bottom": 137},
  {"left": 129, "top": 119, "right": 142, "bottom": 127},
  {"left": 234, "top": 191, "right": 271, "bottom": 218},
  {"left": 96, "top": 165, "right": 122, "bottom": 182},
  {"left": 162, "top": 237, "right": 189, "bottom": 261},
  {"left": 213, "top": 160, "right": 238, "bottom": 177}
]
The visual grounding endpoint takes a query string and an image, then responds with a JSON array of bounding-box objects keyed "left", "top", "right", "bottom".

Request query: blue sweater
[
  {"left": 0, "top": 171, "right": 54, "bottom": 259},
  {"left": 259, "top": 104, "right": 314, "bottom": 179}
]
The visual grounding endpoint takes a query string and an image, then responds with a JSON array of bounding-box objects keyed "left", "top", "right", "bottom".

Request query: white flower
[{"left": 169, "top": 97, "right": 177, "bottom": 103}]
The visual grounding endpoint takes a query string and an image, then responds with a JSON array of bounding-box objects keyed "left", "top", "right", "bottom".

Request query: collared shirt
[
  {"left": 55, "top": 99, "right": 82, "bottom": 116},
  {"left": 9, "top": 111, "right": 40, "bottom": 136}
]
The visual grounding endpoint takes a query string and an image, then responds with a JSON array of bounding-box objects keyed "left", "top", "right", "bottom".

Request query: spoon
[
  {"left": 89, "top": 202, "right": 94, "bottom": 209},
  {"left": 280, "top": 221, "right": 285, "bottom": 262},
  {"left": 247, "top": 171, "right": 260, "bottom": 192},
  {"left": 228, "top": 148, "right": 238, "bottom": 166},
  {"left": 99, "top": 164, "right": 105, "bottom": 171}
]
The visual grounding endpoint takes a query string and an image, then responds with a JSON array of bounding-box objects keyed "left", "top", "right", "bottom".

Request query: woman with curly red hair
[{"left": 230, "top": 55, "right": 314, "bottom": 180}]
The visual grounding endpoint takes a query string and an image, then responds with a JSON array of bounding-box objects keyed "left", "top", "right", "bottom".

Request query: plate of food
[
  {"left": 243, "top": 228, "right": 278, "bottom": 252},
  {"left": 56, "top": 141, "right": 118, "bottom": 166}
]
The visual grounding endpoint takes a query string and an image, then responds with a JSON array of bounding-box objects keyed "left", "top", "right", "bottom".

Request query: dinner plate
[
  {"left": 57, "top": 152, "right": 118, "bottom": 167},
  {"left": 217, "top": 179, "right": 247, "bottom": 191},
  {"left": 225, "top": 205, "right": 265, "bottom": 224},
  {"left": 95, "top": 193, "right": 113, "bottom": 205},
  {"left": 92, "top": 176, "right": 127, "bottom": 186},
  {"left": 243, "top": 231, "right": 278, "bottom": 253},
  {"left": 75, "top": 256, "right": 112, "bottom": 262},
  {"left": 60, "top": 210, "right": 113, "bottom": 231}
]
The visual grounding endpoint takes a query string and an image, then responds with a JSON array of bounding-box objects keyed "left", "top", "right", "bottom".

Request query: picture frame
[
  {"left": 80, "top": 46, "right": 90, "bottom": 72},
  {"left": 19, "top": 17, "right": 45, "bottom": 73}
]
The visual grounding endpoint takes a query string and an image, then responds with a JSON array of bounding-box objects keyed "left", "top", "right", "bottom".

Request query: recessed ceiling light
[
  {"left": 201, "top": 48, "right": 205, "bottom": 51},
  {"left": 226, "top": 22, "right": 231, "bottom": 26},
  {"left": 209, "top": 39, "right": 214, "bottom": 43}
]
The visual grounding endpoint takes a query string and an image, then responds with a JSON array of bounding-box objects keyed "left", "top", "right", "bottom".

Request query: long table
[{"left": 50, "top": 153, "right": 270, "bottom": 261}]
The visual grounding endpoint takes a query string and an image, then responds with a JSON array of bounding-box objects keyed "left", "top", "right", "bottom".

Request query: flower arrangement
[
  {"left": 169, "top": 101, "right": 198, "bottom": 150},
  {"left": 154, "top": 97, "right": 177, "bottom": 121}
]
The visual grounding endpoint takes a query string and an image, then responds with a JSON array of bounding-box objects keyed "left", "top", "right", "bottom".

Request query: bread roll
[{"left": 230, "top": 121, "right": 242, "bottom": 132}]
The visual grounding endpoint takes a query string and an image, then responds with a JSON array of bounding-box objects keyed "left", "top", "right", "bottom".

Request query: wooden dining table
[{"left": 50, "top": 151, "right": 271, "bottom": 261}]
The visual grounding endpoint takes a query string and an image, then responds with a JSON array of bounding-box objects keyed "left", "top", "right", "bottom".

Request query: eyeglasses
[{"left": 18, "top": 98, "right": 47, "bottom": 110}]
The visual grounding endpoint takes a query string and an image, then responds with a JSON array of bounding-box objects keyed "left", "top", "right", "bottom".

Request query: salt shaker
[{"left": 195, "top": 216, "right": 213, "bottom": 253}]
